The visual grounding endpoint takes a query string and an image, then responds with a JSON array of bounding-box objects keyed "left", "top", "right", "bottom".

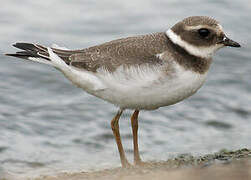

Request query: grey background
[{"left": 0, "top": 0, "right": 250, "bottom": 178}]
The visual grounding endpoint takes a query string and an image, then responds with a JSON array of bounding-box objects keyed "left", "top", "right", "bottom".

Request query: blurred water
[{"left": 0, "top": 0, "right": 251, "bottom": 179}]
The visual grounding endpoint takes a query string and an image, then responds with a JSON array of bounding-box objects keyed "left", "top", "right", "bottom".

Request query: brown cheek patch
[{"left": 181, "top": 30, "right": 215, "bottom": 47}]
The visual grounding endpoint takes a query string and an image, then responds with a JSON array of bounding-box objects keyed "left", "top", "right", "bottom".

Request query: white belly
[{"left": 93, "top": 64, "right": 208, "bottom": 110}]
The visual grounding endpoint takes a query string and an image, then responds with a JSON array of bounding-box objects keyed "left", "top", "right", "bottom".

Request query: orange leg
[
  {"left": 111, "top": 109, "right": 131, "bottom": 168},
  {"left": 131, "top": 110, "right": 143, "bottom": 165}
]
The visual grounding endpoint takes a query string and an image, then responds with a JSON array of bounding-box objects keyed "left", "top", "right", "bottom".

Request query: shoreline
[{"left": 30, "top": 148, "right": 251, "bottom": 180}]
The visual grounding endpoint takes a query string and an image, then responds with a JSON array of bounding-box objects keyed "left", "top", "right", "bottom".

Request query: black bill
[{"left": 221, "top": 36, "right": 241, "bottom": 47}]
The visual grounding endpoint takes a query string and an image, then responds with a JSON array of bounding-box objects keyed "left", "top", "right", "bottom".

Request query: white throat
[{"left": 166, "top": 29, "right": 222, "bottom": 58}]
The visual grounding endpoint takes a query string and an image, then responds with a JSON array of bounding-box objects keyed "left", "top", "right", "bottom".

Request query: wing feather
[{"left": 69, "top": 32, "right": 169, "bottom": 72}]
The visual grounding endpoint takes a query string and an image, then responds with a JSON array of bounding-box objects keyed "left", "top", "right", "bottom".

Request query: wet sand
[{"left": 34, "top": 149, "right": 251, "bottom": 180}]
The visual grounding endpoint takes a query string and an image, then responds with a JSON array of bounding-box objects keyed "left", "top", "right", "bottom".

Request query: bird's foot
[
  {"left": 122, "top": 160, "right": 132, "bottom": 168},
  {"left": 134, "top": 159, "right": 147, "bottom": 167}
]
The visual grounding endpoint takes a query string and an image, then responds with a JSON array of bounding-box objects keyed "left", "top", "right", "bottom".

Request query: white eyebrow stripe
[
  {"left": 184, "top": 25, "right": 209, "bottom": 30},
  {"left": 184, "top": 24, "right": 222, "bottom": 31}
]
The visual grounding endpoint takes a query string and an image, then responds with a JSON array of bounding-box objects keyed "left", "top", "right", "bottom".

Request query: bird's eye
[{"left": 198, "top": 28, "right": 210, "bottom": 38}]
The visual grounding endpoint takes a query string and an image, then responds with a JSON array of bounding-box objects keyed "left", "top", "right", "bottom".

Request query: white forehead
[{"left": 217, "top": 24, "right": 223, "bottom": 31}]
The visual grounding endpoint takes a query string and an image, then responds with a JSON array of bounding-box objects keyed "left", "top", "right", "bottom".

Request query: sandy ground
[
  {"left": 35, "top": 161, "right": 251, "bottom": 180},
  {"left": 32, "top": 149, "right": 251, "bottom": 180}
]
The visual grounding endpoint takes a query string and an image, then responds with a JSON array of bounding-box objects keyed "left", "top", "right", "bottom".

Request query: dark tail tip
[
  {"left": 13, "top": 42, "right": 38, "bottom": 51},
  {"left": 5, "top": 53, "right": 16, "bottom": 58}
]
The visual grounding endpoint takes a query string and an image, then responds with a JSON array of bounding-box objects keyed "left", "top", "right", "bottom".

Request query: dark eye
[{"left": 198, "top": 28, "right": 210, "bottom": 38}]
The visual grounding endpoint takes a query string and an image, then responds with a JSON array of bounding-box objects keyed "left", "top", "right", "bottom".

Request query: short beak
[{"left": 220, "top": 36, "right": 241, "bottom": 47}]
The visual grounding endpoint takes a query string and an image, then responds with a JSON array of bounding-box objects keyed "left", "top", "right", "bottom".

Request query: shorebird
[{"left": 6, "top": 16, "right": 240, "bottom": 167}]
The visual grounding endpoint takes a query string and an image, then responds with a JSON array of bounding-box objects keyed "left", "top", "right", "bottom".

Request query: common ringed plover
[{"left": 6, "top": 16, "right": 241, "bottom": 167}]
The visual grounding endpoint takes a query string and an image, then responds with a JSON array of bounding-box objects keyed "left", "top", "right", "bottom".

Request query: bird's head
[{"left": 166, "top": 16, "right": 241, "bottom": 58}]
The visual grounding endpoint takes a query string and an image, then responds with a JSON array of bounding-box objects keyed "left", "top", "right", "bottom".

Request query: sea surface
[{"left": 0, "top": 0, "right": 251, "bottom": 179}]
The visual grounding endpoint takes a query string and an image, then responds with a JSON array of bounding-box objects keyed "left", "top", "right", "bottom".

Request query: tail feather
[
  {"left": 6, "top": 50, "right": 42, "bottom": 59},
  {"left": 5, "top": 42, "right": 78, "bottom": 65},
  {"left": 13, "top": 43, "right": 40, "bottom": 52}
]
